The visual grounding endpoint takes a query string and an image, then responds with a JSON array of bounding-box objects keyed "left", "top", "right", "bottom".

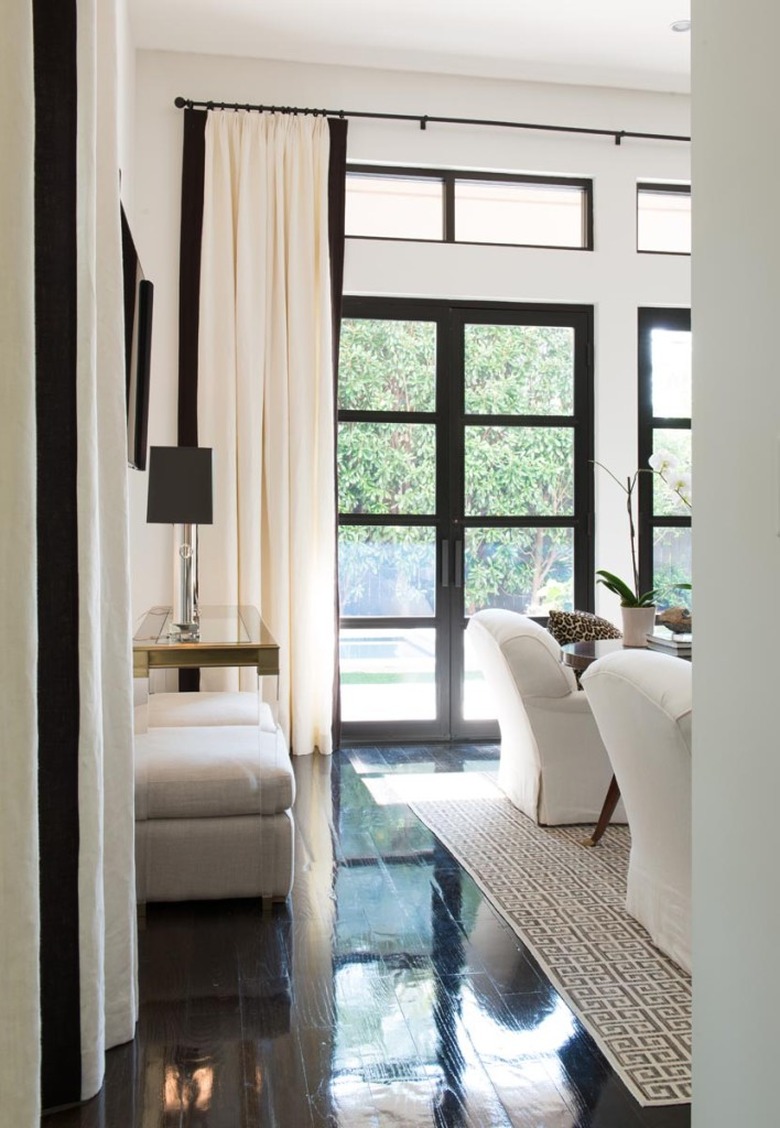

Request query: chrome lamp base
[{"left": 170, "top": 522, "right": 200, "bottom": 640}]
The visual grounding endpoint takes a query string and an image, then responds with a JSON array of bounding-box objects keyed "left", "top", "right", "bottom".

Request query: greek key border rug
[{"left": 400, "top": 774, "right": 691, "bottom": 1106}]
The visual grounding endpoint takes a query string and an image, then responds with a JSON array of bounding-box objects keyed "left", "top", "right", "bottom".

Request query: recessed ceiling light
[{"left": 671, "top": 19, "right": 691, "bottom": 32}]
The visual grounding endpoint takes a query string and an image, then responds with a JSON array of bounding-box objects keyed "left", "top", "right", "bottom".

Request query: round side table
[{"left": 560, "top": 637, "right": 625, "bottom": 674}]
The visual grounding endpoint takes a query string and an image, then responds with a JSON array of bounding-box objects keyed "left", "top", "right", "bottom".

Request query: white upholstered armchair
[
  {"left": 581, "top": 649, "right": 692, "bottom": 972},
  {"left": 466, "top": 609, "right": 624, "bottom": 826}
]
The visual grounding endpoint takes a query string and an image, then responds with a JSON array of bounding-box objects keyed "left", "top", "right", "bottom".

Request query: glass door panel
[
  {"left": 338, "top": 422, "right": 436, "bottom": 515},
  {"left": 464, "top": 427, "right": 575, "bottom": 517},
  {"left": 338, "top": 318, "right": 436, "bottom": 411},
  {"left": 338, "top": 526, "right": 436, "bottom": 618},
  {"left": 649, "top": 327, "right": 692, "bottom": 418},
  {"left": 653, "top": 526, "right": 692, "bottom": 600},
  {"left": 463, "top": 527, "right": 575, "bottom": 617},
  {"left": 340, "top": 627, "right": 436, "bottom": 722},
  {"left": 453, "top": 307, "right": 588, "bottom": 737},
  {"left": 652, "top": 428, "right": 692, "bottom": 516},
  {"left": 464, "top": 323, "right": 575, "bottom": 414},
  {"left": 338, "top": 307, "right": 442, "bottom": 736},
  {"left": 461, "top": 628, "right": 495, "bottom": 721}
]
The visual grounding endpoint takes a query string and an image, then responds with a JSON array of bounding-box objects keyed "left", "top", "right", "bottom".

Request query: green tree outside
[{"left": 338, "top": 318, "right": 578, "bottom": 615}]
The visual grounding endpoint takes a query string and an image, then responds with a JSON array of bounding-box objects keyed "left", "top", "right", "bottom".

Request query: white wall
[
  {"left": 116, "top": 0, "right": 135, "bottom": 211},
  {"left": 692, "top": 2, "right": 780, "bottom": 1122},
  {"left": 131, "top": 49, "right": 690, "bottom": 622}
]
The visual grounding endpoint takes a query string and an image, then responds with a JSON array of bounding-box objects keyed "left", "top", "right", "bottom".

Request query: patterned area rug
[{"left": 400, "top": 773, "right": 691, "bottom": 1106}]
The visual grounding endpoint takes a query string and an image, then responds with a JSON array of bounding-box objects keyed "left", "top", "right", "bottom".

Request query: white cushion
[
  {"left": 135, "top": 724, "right": 294, "bottom": 820},
  {"left": 142, "top": 690, "right": 276, "bottom": 730}
]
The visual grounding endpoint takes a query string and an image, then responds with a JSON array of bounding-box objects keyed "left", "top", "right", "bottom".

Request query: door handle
[
  {"left": 454, "top": 540, "right": 463, "bottom": 588},
  {"left": 440, "top": 540, "right": 450, "bottom": 588}
]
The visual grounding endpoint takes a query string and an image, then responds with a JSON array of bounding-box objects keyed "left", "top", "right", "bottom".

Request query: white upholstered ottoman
[{"left": 134, "top": 694, "right": 295, "bottom": 905}]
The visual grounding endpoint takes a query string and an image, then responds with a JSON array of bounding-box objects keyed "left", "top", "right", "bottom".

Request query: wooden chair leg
[{"left": 582, "top": 774, "right": 621, "bottom": 847}]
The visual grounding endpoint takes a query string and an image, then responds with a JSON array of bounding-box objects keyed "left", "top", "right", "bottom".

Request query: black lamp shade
[{"left": 146, "top": 446, "right": 213, "bottom": 525}]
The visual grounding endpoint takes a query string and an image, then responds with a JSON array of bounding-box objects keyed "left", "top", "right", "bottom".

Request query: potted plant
[{"left": 594, "top": 453, "right": 691, "bottom": 647}]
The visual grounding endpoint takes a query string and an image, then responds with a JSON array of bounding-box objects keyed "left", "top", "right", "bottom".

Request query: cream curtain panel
[
  {"left": 198, "top": 111, "right": 336, "bottom": 755},
  {"left": 76, "top": 0, "right": 138, "bottom": 1099},
  {"left": 0, "top": 4, "right": 39, "bottom": 1124}
]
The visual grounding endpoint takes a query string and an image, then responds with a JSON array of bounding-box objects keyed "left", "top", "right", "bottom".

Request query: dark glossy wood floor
[{"left": 44, "top": 744, "right": 691, "bottom": 1127}]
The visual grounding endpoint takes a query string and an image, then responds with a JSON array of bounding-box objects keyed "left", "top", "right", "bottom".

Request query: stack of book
[{"left": 646, "top": 626, "right": 692, "bottom": 657}]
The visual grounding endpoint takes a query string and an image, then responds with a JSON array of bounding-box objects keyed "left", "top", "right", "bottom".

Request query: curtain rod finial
[{"left": 174, "top": 96, "right": 187, "bottom": 109}]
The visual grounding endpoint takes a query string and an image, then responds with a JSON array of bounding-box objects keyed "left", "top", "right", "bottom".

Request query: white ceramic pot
[{"left": 621, "top": 605, "right": 656, "bottom": 647}]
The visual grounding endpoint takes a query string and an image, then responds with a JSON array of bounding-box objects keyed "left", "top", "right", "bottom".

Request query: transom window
[
  {"left": 345, "top": 165, "right": 593, "bottom": 250},
  {"left": 637, "top": 183, "right": 691, "bottom": 254}
]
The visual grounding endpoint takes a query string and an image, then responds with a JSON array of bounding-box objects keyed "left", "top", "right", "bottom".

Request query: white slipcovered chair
[
  {"left": 581, "top": 649, "right": 692, "bottom": 972},
  {"left": 466, "top": 609, "right": 624, "bottom": 826}
]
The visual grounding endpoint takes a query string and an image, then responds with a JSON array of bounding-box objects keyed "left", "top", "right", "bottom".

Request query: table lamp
[{"left": 146, "top": 446, "right": 213, "bottom": 639}]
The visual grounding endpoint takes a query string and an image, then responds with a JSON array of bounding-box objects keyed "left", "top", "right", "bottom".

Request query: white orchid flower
[
  {"left": 649, "top": 449, "right": 678, "bottom": 474},
  {"left": 669, "top": 470, "right": 692, "bottom": 505}
]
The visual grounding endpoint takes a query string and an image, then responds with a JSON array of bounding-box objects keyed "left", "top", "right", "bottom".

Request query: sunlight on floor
[{"left": 364, "top": 770, "right": 500, "bottom": 806}]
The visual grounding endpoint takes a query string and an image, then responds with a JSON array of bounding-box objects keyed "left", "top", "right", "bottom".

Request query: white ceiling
[{"left": 129, "top": 0, "right": 691, "bottom": 94}]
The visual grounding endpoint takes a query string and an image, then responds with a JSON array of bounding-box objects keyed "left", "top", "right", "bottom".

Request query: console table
[{"left": 133, "top": 604, "right": 279, "bottom": 678}]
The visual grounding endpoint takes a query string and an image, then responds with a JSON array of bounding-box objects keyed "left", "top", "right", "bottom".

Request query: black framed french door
[{"left": 337, "top": 297, "right": 594, "bottom": 742}]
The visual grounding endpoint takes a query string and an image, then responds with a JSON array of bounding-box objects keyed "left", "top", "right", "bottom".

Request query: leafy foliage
[
  {"left": 596, "top": 569, "right": 657, "bottom": 608},
  {"left": 464, "top": 323, "right": 574, "bottom": 415},
  {"left": 339, "top": 318, "right": 436, "bottom": 413},
  {"left": 338, "top": 318, "right": 578, "bottom": 615}
]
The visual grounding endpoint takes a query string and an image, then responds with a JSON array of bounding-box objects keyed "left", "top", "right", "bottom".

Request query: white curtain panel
[
  {"left": 0, "top": 4, "right": 40, "bottom": 1125},
  {"left": 198, "top": 111, "right": 336, "bottom": 755},
  {"left": 75, "top": 0, "right": 137, "bottom": 1099}
]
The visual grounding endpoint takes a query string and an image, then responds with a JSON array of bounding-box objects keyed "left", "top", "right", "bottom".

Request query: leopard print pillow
[{"left": 546, "top": 608, "right": 622, "bottom": 645}]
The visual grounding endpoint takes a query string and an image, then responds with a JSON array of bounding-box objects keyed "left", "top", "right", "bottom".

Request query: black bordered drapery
[
  {"left": 2, "top": 1, "right": 138, "bottom": 1119},
  {"left": 178, "top": 107, "right": 347, "bottom": 751}
]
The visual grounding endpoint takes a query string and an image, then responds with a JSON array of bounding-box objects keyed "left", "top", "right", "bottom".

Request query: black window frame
[
  {"left": 345, "top": 164, "right": 594, "bottom": 251},
  {"left": 637, "top": 307, "right": 692, "bottom": 599},
  {"left": 636, "top": 182, "right": 692, "bottom": 256}
]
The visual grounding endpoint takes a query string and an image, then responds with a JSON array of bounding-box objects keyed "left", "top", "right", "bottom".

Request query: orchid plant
[
  {"left": 648, "top": 449, "right": 692, "bottom": 509},
  {"left": 593, "top": 451, "right": 691, "bottom": 607}
]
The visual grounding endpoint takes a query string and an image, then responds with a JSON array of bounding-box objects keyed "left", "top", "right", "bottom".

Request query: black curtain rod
[{"left": 173, "top": 96, "right": 690, "bottom": 146}]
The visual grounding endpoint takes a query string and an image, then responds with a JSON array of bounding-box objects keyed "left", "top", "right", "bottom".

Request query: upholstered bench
[{"left": 134, "top": 692, "right": 295, "bottom": 905}]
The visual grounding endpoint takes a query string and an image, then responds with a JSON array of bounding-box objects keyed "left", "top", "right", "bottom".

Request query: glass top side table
[{"left": 133, "top": 604, "right": 279, "bottom": 679}]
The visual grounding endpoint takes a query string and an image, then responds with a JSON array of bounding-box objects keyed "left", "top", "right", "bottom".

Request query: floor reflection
[{"left": 44, "top": 745, "right": 690, "bottom": 1127}]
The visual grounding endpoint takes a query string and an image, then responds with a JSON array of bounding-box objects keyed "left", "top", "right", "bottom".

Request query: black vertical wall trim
[
  {"left": 33, "top": 0, "right": 83, "bottom": 1108},
  {"left": 177, "top": 108, "right": 206, "bottom": 691},
  {"left": 178, "top": 108, "right": 206, "bottom": 446},
  {"left": 327, "top": 118, "right": 348, "bottom": 749},
  {"left": 327, "top": 119, "right": 348, "bottom": 380}
]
